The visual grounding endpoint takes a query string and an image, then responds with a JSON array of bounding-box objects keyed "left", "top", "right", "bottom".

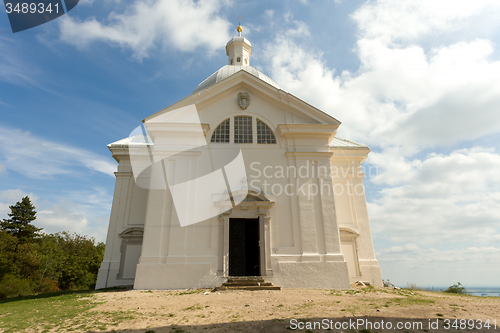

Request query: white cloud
[
  {"left": 35, "top": 192, "right": 111, "bottom": 242},
  {"left": 0, "top": 189, "right": 35, "bottom": 220},
  {"left": 352, "top": 0, "right": 500, "bottom": 44},
  {"left": 0, "top": 188, "right": 111, "bottom": 242},
  {"left": 368, "top": 148, "right": 500, "bottom": 244},
  {"left": 37, "top": 203, "right": 90, "bottom": 235},
  {"left": 0, "top": 125, "right": 115, "bottom": 178},
  {"left": 263, "top": 9, "right": 274, "bottom": 19},
  {"left": 265, "top": 37, "right": 500, "bottom": 154},
  {"left": 262, "top": 5, "right": 500, "bottom": 286},
  {"left": 59, "top": 0, "right": 233, "bottom": 59},
  {"left": 0, "top": 189, "right": 33, "bottom": 203},
  {"left": 263, "top": 3, "right": 500, "bottom": 154},
  {"left": 0, "top": 164, "right": 6, "bottom": 174}
]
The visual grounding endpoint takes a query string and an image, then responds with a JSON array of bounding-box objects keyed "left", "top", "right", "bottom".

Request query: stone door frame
[{"left": 216, "top": 194, "right": 274, "bottom": 277}]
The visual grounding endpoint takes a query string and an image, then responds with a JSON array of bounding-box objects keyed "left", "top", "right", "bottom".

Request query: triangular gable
[{"left": 144, "top": 69, "right": 341, "bottom": 126}]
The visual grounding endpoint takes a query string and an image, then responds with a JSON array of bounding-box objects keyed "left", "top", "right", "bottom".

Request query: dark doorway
[{"left": 229, "top": 218, "right": 260, "bottom": 276}]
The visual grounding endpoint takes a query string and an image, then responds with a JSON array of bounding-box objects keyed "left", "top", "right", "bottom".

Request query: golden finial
[{"left": 237, "top": 16, "right": 243, "bottom": 36}]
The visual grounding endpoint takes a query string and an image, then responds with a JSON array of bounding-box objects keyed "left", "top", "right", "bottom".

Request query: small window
[
  {"left": 237, "top": 57, "right": 241, "bottom": 63},
  {"left": 257, "top": 119, "right": 276, "bottom": 144},
  {"left": 211, "top": 119, "right": 230, "bottom": 143},
  {"left": 234, "top": 116, "right": 252, "bottom": 143},
  {"left": 244, "top": 58, "right": 248, "bottom": 65},
  {"left": 230, "top": 59, "right": 233, "bottom": 65}
]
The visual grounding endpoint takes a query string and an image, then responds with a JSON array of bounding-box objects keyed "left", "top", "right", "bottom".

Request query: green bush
[
  {"left": 0, "top": 273, "right": 34, "bottom": 297},
  {"left": 445, "top": 282, "right": 466, "bottom": 294}
]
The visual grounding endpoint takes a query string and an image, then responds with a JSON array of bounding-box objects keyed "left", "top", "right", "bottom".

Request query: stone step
[
  {"left": 227, "top": 278, "right": 265, "bottom": 283},
  {"left": 217, "top": 286, "right": 281, "bottom": 291},
  {"left": 222, "top": 282, "right": 273, "bottom": 287}
]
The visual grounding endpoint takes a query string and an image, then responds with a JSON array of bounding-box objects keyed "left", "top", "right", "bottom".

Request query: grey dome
[{"left": 193, "top": 65, "right": 281, "bottom": 94}]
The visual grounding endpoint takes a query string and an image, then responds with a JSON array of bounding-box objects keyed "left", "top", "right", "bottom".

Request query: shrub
[
  {"left": 0, "top": 273, "right": 34, "bottom": 297},
  {"left": 445, "top": 282, "right": 466, "bottom": 294},
  {"left": 35, "top": 277, "right": 60, "bottom": 294}
]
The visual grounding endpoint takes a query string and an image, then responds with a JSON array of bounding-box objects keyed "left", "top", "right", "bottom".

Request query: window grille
[
  {"left": 210, "top": 119, "right": 230, "bottom": 143},
  {"left": 257, "top": 119, "right": 276, "bottom": 144},
  {"left": 234, "top": 116, "right": 253, "bottom": 143}
]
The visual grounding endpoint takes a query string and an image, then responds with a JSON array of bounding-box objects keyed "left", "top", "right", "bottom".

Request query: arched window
[
  {"left": 257, "top": 119, "right": 276, "bottom": 144},
  {"left": 210, "top": 119, "right": 230, "bottom": 143},
  {"left": 234, "top": 116, "right": 252, "bottom": 143},
  {"left": 237, "top": 57, "right": 241, "bottom": 63}
]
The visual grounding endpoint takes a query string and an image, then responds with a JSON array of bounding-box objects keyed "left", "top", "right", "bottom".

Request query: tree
[
  {"left": 445, "top": 282, "right": 467, "bottom": 294},
  {"left": 0, "top": 196, "right": 42, "bottom": 243},
  {"left": 56, "top": 232, "right": 105, "bottom": 290}
]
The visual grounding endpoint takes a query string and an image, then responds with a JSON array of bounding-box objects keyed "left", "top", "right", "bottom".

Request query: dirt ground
[{"left": 85, "top": 287, "right": 500, "bottom": 333}]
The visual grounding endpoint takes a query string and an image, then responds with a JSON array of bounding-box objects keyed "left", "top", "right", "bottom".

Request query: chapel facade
[{"left": 95, "top": 26, "right": 383, "bottom": 290}]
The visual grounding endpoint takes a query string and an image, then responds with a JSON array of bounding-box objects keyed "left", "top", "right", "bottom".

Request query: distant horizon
[{"left": 395, "top": 285, "right": 500, "bottom": 291}]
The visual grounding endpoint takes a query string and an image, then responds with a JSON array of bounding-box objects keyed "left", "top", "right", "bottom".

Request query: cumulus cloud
[
  {"left": 59, "top": 0, "right": 232, "bottom": 59},
  {"left": 263, "top": 2, "right": 500, "bottom": 284},
  {"left": 262, "top": 0, "right": 500, "bottom": 155},
  {"left": 37, "top": 203, "right": 90, "bottom": 235},
  {"left": 0, "top": 125, "right": 116, "bottom": 178},
  {"left": 368, "top": 148, "right": 500, "bottom": 244},
  {"left": 35, "top": 194, "right": 111, "bottom": 242},
  {"left": 352, "top": 0, "right": 500, "bottom": 44},
  {"left": 0, "top": 188, "right": 111, "bottom": 242},
  {"left": 265, "top": 36, "right": 500, "bottom": 154}
]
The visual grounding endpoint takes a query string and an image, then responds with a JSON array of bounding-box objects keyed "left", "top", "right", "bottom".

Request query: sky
[{"left": 1, "top": 0, "right": 499, "bottom": 288}]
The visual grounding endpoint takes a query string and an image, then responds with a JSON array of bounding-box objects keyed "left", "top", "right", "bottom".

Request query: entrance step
[
  {"left": 217, "top": 286, "right": 281, "bottom": 291},
  {"left": 217, "top": 277, "right": 281, "bottom": 291},
  {"left": 222, "top": 282, "right": 273, "bottom": 286},
  {"left": 227, "top": 278, "right": 265, "bottom": 284}
]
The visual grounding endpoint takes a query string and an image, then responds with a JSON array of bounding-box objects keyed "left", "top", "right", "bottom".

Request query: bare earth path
[{"left": 80, "top": 287, "right": 499, "bottom": 333}]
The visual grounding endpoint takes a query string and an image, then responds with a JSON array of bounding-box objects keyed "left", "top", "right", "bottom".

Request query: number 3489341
[{"left": 5, "top": 2, "right": 60, "bottom": 14}]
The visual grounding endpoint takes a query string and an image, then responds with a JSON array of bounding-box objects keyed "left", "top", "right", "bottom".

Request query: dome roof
[{"left": 193, "top": 65, "right": 281, "bottom": 93}]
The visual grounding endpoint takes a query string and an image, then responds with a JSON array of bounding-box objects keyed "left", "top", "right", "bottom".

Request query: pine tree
[{"left": 0, "top": 196, "right": 42, "bottom": 243}]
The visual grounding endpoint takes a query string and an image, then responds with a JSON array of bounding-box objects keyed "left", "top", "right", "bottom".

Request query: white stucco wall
[{"left": 97, "top": 71, "right": 382, "bottom": 290}]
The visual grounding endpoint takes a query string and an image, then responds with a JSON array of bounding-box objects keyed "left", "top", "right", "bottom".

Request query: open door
[{"left": 229, "top": 218, "right": 260, "bottom": 276}]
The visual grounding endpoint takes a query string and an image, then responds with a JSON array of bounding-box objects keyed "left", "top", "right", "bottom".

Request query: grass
[
  {"left": 1, "top": 286, "right": 494, "bottom": 332},
  {"left": 176, "top": 289, "right": 206, "bottom": 296},
  {"left": 0, "top": 291, "right": 99, "bottom": 332},
  {"left": 0, "top": 288, "right": 147, "bottom": 333}
]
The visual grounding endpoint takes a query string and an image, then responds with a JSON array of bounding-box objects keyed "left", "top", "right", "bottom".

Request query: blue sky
[{"left": 1, "top": 0, "right": 500, "bottom": 288}]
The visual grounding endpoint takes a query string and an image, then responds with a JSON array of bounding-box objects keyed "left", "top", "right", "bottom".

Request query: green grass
[
  {"left": 0, "top": 291, "right": 99, "bottom": 332},
  {"left": 384, "top": 296, "right": 435, "bottom": 307},
  {"left": 0, "top": 289, "right": 144, "bottom": 332}
]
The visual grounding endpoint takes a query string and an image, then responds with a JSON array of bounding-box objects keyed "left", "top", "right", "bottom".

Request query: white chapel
[{"left": 96, "top": 24, "right": 383, "bottom": 290}]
